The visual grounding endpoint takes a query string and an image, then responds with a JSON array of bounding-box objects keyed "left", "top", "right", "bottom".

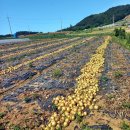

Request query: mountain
[{"left": 65, "top": 4, "right": 130, "bottom": 31}]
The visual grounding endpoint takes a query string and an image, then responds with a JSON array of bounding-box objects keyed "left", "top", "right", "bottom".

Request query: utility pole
[
  {"left": 7, "top": 16, "right": 13, "bottom": 35},
  {"left": 28, "top": 25, "right": 30, "bottom": 34},
  {"left": 113, "top": 14, "right": 115, "bottom": 27},
  {"left": 60, "top": 19, "right": 62, "bottom": 32}
]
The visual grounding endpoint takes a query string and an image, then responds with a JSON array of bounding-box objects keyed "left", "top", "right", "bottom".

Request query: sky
[{"left": 0, "top": 0, "right": 130, "bottom": 35}]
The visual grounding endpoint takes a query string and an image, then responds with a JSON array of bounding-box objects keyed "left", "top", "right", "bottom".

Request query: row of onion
[
  {"left": 1, "top": 38, "right": 79, "bottom": 59},
  {"left": 42, "top": 36, "right": 111, "bottom": 130},
  {"left": 0, "top": 37, "right": 91, "bottom": 76},
  {"left": 0, "top": 38, "right": 66, "bottom": 53}
]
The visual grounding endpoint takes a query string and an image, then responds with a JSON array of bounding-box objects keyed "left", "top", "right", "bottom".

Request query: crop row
[
  {"left": 0, "top": 38, "right": 81, "bottom": 70},
  {"left": 43, "top": 36, "right": 111, "bottom": 130},
  {"left": 0, "top": 38, "right": 66, "bottom": 53},
  {"left": 0, "top": 37, "right": 93, "bottom": 76},
  {"left": 1, "top": 38, "right": 79, "bottom": 60}
]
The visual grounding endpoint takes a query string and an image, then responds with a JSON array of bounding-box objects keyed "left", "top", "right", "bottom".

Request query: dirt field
[{"left": 0, "top": 36, "right": 130, "bottom": 130}]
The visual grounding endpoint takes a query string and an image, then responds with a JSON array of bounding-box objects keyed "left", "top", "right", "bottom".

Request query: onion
[{"left": 63, "top": 121, "right": 68, "bottom": 127}]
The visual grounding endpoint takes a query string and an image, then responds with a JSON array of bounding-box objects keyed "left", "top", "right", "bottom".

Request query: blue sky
[{"left": 1, "top": 0, "right": 130, "bottom": 35}]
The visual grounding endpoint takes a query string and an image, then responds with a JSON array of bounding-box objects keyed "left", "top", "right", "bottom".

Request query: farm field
[{"left": 0, "top": 35, "right": 130, "bottom": 130}]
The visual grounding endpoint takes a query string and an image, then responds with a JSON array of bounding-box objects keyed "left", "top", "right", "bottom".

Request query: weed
[
  {"left": 0, "top": 52, "right": 3, "bottom": 56},
  {"left": 32, "top": 94, "right": 40, "bottom": 100},
  {"left": 82, "top": 127, "right": 92, "bottom": 130},
  {"left": 0, "top": 124, "right": 5, "bottom": 130},
  {"left": 13, "top": 125, "right": 22, "bottom": 130},
  {"left": 29, "top": 62, "right": 34, "bottom": 68},
  {"left": 71, "top": 45, "right": 79, "bottom": 52},
  {"left": 122, "top": 102, "right": 130, "bottom": 109},
  {"left": 24, "top": 97, "right": 31, "bottom": 103},
  {"left": 81, "top": 124, "right": 91, "bottom": 130},
  {"left": 80, "top": 123, "right": 92, "bottom": 130},
  {"left": 114, "top": 71, "right": 123, "bottom": 78},
  {"left": 56, "top": 126, "right": 62, "bottom": 130},
  {"left": 107, "top": 94, "right": 115, "bottom": 100},
  {"left": 24, "top": 118, "right": 30, "bottom": 122},
  {"left": 8, "top": 57, "right": 17, "bottom": 62},
  {"left": 52, "top": 103, "right": 58, "bottom": 111},
  {"left": 17, "top": 54, "right": 27, "bottom": 61},
  {"left": 53, "top": 69, "right": 62, "bottom": 78},
  {"left": 0, "top": 113, "right": 5, "bottom": 119},
  {"left": 75, "top": 114, "right": 83, "bottom": 123},
  {"left": 101, "top": 76, "right": 109, "bottom": 83},
  {"left": 120, "top": 121, "right": 130, "bottom": 130},
  {"left": 6, "top": 105, "right": 12, "bottom": 112}
]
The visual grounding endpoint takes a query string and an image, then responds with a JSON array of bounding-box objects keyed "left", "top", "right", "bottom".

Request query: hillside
[
  {"left": 65, "top": 4, "right": 130, "bottom": 31},
  {"left": 124, "top": 14, "right": 130, "bottom": 24},
  {"left": 115, "top": 14, "right": 130, "bottom": 26}
]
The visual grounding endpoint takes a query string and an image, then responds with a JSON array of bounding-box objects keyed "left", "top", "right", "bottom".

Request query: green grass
[
  {"left": 68, "top": 27, "right": 114, "bottom": 37},
  {"left": 26, "top": 33, "right": 81, "bottom": 40},
  {"left": 112, "top": 36, "right": 130, "bottom": 50},
  {"left": 26, "top": 28, "right": 113, "bottom": 40}
]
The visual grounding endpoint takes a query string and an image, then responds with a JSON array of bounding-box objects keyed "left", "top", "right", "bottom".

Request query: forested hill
[{"left": 65, "top": 4, "right": 130, "bottom": 31}]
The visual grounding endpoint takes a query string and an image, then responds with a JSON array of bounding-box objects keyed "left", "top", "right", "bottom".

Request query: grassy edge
[{"left": 112, "top": 36, "right": 130, "bottom": 50}]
